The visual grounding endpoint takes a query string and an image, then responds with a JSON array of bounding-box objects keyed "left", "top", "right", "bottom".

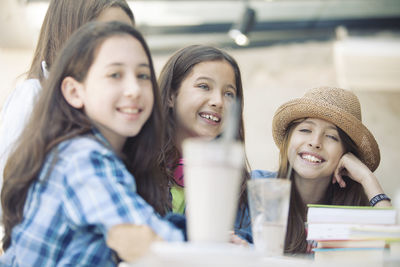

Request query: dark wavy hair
[
  {"left": 277, "top": 119, "right": 369, "bottom": 254},
  {"left": 158, "top": 45, "right": 251, "bottom": 222},
  {"left": 1, "top": 21, "right": 168, "bottom": 250}
]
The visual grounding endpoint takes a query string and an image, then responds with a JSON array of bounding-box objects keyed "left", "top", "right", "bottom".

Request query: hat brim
[{"left": 272, "top": 98, "right": 380, "bottom": 172}]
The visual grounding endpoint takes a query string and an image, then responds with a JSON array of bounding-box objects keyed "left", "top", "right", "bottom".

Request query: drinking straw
[
  {"left": 220, "top": 99, "right": 240, "bottom": 143},
  {"left": 286, "top": 164, "right": 293, "bottom": 180}
]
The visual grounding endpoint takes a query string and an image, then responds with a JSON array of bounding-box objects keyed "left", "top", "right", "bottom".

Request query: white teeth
[
  {"left": 120, "top": 108, "right": 139, "bottom": 114},
  {"left": 301, "top": 154, "right": 322, "bottom": 163},
  {"left": 201, "top": 114, "right": 219, "bottom": 122}
]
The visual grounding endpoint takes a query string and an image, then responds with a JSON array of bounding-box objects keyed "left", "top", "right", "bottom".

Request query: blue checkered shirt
[{"left": 0, "top": 130, "right": 183, "bottom": 266}]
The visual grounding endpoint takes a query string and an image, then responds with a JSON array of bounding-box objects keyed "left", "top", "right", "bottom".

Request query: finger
[
  {"left": 230, "top": 234, "right": 249, "bottom": 247},
  {"left": 334, "top": 163, "right": 346, "bottom": 188}
]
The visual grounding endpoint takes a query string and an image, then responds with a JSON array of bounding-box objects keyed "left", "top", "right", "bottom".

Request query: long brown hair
[
  {"left": 28, "top": 0, "right": 134, "bottom": 82},
  {"left": 1, "top": 22, "right": 167, "bottom": 250},
  {"left": 158, "top": 45, "right": 250, "bottom": 220},
  {"left": 278, "top": 119, "right": 369, "bottom": 254}
]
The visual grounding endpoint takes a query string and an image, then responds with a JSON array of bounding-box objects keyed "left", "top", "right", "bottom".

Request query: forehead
[
  {"left": 299, "top": 118, "right": 338, "bottom": 130},
  {"left": 187, "top": 60, "right": 235, "bottom": 82},
  {"left": 93, "top": 34, "right": 148, "bottom": 66}
]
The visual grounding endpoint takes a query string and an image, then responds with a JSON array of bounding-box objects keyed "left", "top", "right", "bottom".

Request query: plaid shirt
[{"left": 0, "top": 130, "right": 183, "bottom": 266}]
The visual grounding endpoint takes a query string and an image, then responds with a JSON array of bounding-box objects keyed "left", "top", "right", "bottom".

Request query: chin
[
  {"left": 295, "top": 170, "right": 321, "bottom": 180},
  {"left": 197, "top": 131, "right": 218, "bottom": 140}
]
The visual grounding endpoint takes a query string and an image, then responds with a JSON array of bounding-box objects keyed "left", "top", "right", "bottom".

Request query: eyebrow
[{"left": 106, "top": 62, "right": 150, "bottom": 68}]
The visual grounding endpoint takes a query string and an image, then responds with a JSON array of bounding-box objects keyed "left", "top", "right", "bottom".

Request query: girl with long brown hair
[
  {"left": 158, "top": 45, "right": 251, "bottom": 243},
  {"left": 0, "top": 21, "right": 182, "bottom": 265},
  {"left": 253, "top": 86, "right": 391, "bottom": 254},
  {"left": 0, "top": 0, "right": 135, "bottom": 206}
]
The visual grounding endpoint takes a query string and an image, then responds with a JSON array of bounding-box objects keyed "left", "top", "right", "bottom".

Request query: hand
[
  {"left": 333, "top": 152, "right": 372, "bottom": 188},
  {"left": 107, "top": 224, "right": 163, "bottom": 262},
  {"left": 229, "top": 231, "right": 249, "bottom": 247},
  {"left": 333, "top": 153, "right": 391, "bottom": 206}
]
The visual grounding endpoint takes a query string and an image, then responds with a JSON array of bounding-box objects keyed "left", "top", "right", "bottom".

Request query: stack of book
[{"left": 306, "top": 204, "right": 399, "bottom": 266}]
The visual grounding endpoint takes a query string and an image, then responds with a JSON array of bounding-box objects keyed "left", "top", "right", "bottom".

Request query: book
[
  {"left": 307, "top": 204, "right": 397, "bottom": 225},
  {"left": 307, "top": 222, "right": 400, "bottom": 241},
  {"left": 390, "top": 241, "right": 400, "bottom": 258},
  {"left": 350, "top": 225, "right": 400, "bottom": 240},
  {"left": 317, "top": 239, "right": 386, "bottom": 249},
  {"left": 306, "top": 223, "right": 393, "bottom": 241}
]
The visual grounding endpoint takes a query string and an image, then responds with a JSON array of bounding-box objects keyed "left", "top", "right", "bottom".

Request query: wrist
[
  {"left": 359, "top": 171, "right": 377, "bottom": 187},
  {"left": 369, "top": 193, "right": 391, "bottom": 207}
]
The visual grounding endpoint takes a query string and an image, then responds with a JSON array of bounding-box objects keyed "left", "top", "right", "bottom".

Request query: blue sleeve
[
  {"left": 234, "top": 170, "right": 278, "bottom": 244},
  {"left": 164, "top": 213, "right": 187, "bottom": 241},
  {"left": 250, "top": 170, "right": 277, "bottom": 179},
  {"left": 234, "top": 205, "right": 253, "bottom": 244},
  {"left": 61, "top": 149, "right": 184, "bottom": 242}
]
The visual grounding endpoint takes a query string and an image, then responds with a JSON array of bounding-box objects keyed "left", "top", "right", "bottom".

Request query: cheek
[
  {"left": 175, "top": 94, "right": 197, "bottom": 118},
  {"left": 286, "top": 143, "right": 297, "bottom": 164},
  {"left": 174, "top": 101, "right": 186, "bottom": 121},
  {"left": 330, "top": 145, "right": 345, "bottom": 163},
  {"left": 287, "top": 135, "right": 300, "bottom": 152}
]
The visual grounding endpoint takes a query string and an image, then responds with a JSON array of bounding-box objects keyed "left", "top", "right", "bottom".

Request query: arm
[
  {"left": 333, "top": 152, "right": 391, "bottom": 207},
  {"left": 229, "top": 231, "right": 249, "bottom": 247},
  {"left": 107, "top": 224, "right": 163, "bottom": 262},
  {"left": 0, "top": 80, "right": 41, "bottom": 183},
  {"left": 62, "top": 146, "right": 184, "bottom": 260}
]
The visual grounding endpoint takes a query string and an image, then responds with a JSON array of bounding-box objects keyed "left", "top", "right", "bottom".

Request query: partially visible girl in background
[
  {"left": 158, "top": 45, "right": 251, "bottom": 243},
  {"left": 0, "top": 21, "right": 182, "bottom": 265},
  {"left": 0, "top": 0, "right": 135, "bottom": 200}
]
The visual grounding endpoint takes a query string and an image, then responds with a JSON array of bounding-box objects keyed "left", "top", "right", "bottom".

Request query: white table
[
  {"left": 120, "top": 242, "right": 399, "bottom": 267},
  {"left": 121, "top": 242, "right": 314, "bottom": 267}
]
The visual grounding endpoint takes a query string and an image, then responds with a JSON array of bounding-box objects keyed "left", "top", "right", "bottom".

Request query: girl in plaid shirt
[
  {"left": 1, "top": 22, "right": 183, "bottom": 266},
  {"left": 0, "top": 0, "right": 135, "bottom": 216}
]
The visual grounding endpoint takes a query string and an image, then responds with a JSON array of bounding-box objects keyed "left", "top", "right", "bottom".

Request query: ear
[
  {"left": 167, "top": 93, "right": 176, "bottom": 108},
  {"left": 61, "top": 76, "right": 84, "bottom": 109}
]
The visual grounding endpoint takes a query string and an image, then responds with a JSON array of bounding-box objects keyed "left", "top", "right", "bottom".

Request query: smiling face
[
  {"left": 288, "top": 118, "right": 345, "bottom": 180},
  {"left": 172, "top": 60, "right": 237, "bottom": 145},
  {"left": 70, "top": 35, "right": 153, "bottom": 151}
]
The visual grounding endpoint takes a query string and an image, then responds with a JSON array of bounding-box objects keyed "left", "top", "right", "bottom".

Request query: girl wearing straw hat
[{"left": 253, "top": 86, "right": 391, "bottom": 254}]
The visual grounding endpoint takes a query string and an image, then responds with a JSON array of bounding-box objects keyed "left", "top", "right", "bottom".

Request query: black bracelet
[{"left": 369, "top": 193, "right": 391, "bottom": 206}]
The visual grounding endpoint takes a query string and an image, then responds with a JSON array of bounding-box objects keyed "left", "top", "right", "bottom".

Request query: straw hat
[{"left": 272, "top": 86, "right": 380, "bottom": 172}]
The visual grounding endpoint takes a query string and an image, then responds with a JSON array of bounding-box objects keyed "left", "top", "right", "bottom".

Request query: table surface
[{"left": 120, "top": 242, "right": 397, "bottom": 267}]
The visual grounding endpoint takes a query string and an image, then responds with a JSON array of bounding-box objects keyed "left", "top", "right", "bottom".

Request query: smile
[
  {"left": 199, "top": 112, "right": 221, "bottom": 123},
  {"left": 118, "top": 107, "right": 140, "bottom": 114},
  {"left": 299, "top": 153, "right": 324, "bottom": 163}
]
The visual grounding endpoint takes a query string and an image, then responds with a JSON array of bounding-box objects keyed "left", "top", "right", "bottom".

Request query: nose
[
  {"left": 123, "top": 76, "right": 141, "bottom": 98},
  {"left": 208, "top": 90, "right": 223, "bottom": 109},
  {"left": 308, "top": 133, "right": 322, "bottom": 149}
]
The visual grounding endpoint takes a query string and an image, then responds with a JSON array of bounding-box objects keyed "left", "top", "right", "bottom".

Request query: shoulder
[
  {"left": 1, "top": 79, "right": 42, "bottom": 118},
  {"left": 58, "top": 135, "right": 111, "bottom": 156},
  {"left": 250, "top": 169, "right": 277, "bottom": 179},
  {"left": 0, "top": 79, "right": 43, "bottom": 165},
  {"left": 56, "top": 135, "right": 118, "bottom": 166},
  {"left": 49, "top": 134, "right": 131, "bottom": 185},
  {"left": 4, "top": 79, "right": 41, "bottom": 106}
]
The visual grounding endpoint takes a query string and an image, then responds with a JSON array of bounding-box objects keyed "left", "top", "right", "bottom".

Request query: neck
[{"left": 293, "top": 172, "right": 331, "bottom": 205}]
